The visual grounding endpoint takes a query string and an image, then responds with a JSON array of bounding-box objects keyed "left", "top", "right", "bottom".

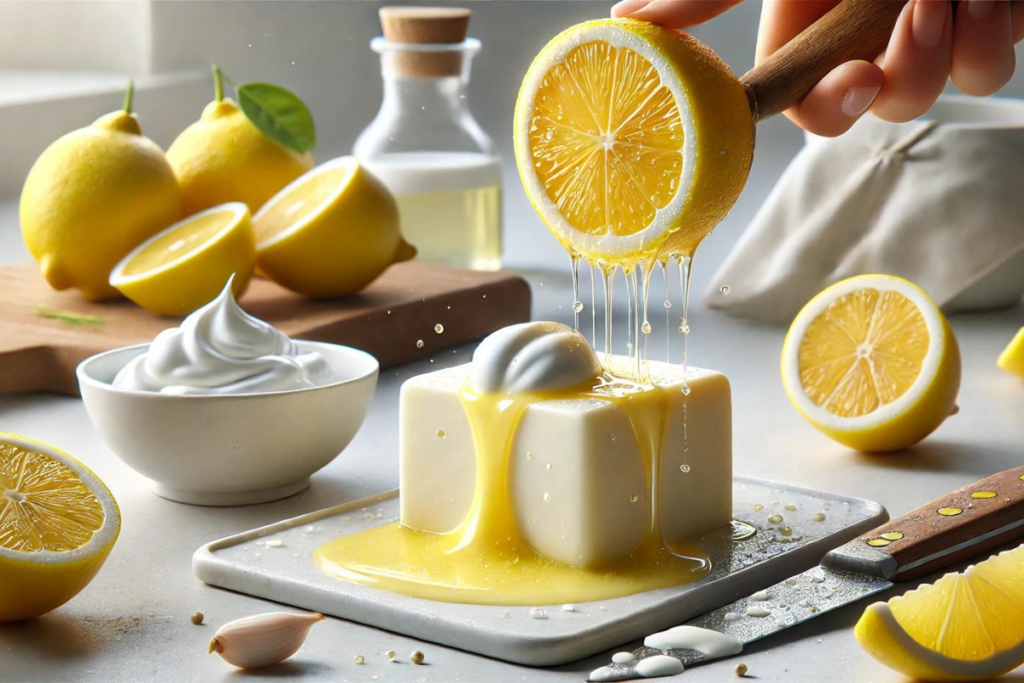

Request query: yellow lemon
[
  {"left": 110, "top": 202, "right": 255, "bottom": 316},
  {"left": 513, "top": 18, "right": 753, "bottom": 266},
  {"left": 0, "top": 432, "right": 120, "bottom": 622},
  {"left": 781, "top": 275, "right": 961, "bottom": 453},
  {"left": 254, "top": 156, "right": 416, "bottom": 298},
  {"left": 997, "top": 327, "right": 1024, "bottom": 377},
  {"left": 856, "top": 544, "right": 1024, "bottom": 681},
  {"left": 167, "top": 97, "right": 314, "bottom": 216},
  {"left": 20, "top": 107, "right": 182, "bottom": 300}
]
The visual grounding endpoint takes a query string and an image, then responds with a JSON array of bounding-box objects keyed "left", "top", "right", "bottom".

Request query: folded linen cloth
[{"left": 706, "top": 95, "right": 1024, "bottom": 322}]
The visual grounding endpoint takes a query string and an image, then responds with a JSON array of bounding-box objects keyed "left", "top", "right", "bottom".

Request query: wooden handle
[
  {"left": 740, "top": 0, "right": 908, "bottom": 122},
  {"left": 858, "top": 466, "right": 1024, "bottom": 580}
]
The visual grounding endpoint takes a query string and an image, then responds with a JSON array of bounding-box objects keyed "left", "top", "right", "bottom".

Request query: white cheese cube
[{"left": 399, "top": 358, "right": 732, "bottom": 568}]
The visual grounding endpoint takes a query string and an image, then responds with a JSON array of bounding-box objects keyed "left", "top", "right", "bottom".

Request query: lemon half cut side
[
  {"left": 110, "top": 202, "right": 255, "bottom": 316},
  {"left": 0, "top": 432, "right": 120, "bottom": 621},
  {"left": 782, "top": 275, "right": 961, "bottom": 453},
  {"left": 514, "top": 18, "right": 753, "bottom": 266},
  {"left": 856, "top": 544, "right": 1024, "bottom": 681}
]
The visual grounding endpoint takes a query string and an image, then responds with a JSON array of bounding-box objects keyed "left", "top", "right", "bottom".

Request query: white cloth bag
[{"left": 706, "top": 95, "right": 1024, "bottom": 322}]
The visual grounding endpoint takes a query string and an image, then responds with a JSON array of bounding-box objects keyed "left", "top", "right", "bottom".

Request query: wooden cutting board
[{"left": 0, "top": 261, "right": 531, "bottom": 396}]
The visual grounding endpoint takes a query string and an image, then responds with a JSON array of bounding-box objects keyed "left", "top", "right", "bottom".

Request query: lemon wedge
[
  {"left": 254, "top": 156, "right": 415, "bottom": 298},
  {"left": 513, "top": 18, "right": 753, "bottom": 266},
  {"left": 782, "top": 275, "right": 961, "bottom": 453},
  {"left": 110, "top": 202, "right": 255, "bottom": 316},
  {"left": 856, "top": 544, "right": 1024, "bottom": 681},
  {"left": 997, "top": 327, "right": 1024, "bottom": 378},
  {"left": 0, "top": 432, "right": 120, "bottom": 621}
]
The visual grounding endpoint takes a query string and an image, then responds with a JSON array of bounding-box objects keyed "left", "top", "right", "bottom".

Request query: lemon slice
[
  {"left": 997, "top": 327, "right": 1024, "bottom": 377},
  {"left": 781, "top": 275, "right": 961, "bottom": 453},
  {"left": 856, "top": 544, "right": 1024, "bottom": 681},
  {"left": 513, "top": 18, "right": 753, "bottom": 265},
  {"left": 0, "top": 432, "right": 120, "bottom": 621},
  {"left": 254, "top": 156, "right": 414, "bottom": 298},
  {"left": 110, "top": 202, "right": 255, "bottom": 316}
]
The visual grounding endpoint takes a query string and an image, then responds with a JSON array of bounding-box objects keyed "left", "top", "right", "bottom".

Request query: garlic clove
[{"left": 208, "top": 611, "right": 324, "bottom": 669}]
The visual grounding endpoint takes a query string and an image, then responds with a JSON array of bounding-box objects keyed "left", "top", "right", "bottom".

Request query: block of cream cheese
[{"left": 399, "top": 357, "right": 732, "bottom": 568}]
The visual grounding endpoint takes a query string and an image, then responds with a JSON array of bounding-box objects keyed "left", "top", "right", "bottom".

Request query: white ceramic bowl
[{"left": 77, "top": 341, "right": 379, "bottom": 506}]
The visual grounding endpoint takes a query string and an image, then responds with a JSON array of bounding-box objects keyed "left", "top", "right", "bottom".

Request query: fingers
[
  {"left": 755, "top": 0, "right": 842, "bottom": 64},
  {"left": 871, "top": 0, "right": 953, "bottom": 123},
  {"left": 611, "top": 0, "right": 745, "bottom": 29},
  {"left": 787, "top": 60, "right": 885, "bottom": 137},
  {"left": 950, "top": 0, "right": 1016, "bottom": 95}
]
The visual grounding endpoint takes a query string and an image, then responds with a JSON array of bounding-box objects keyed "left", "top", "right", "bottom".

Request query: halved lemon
[
  {"left": 255, "top": 156, "right": 415, "bottom": 298},
  {"left": 856, "top": 544, "right": 1024, "bottom": 681},
  {"left": 782, "top": 275, "right": 961, "bottom": 453},
  {"left": 0, "top": 432, "right": 120, "bottom": 621},
  {"left": 513, "top": 18, "right": 753, "bottom": 266},
  {"left": 110, "top": 202, "right": 255, "bottom": 316},
  {"left": 997, "top": 327, "right": 1024, "bottom": 377}
]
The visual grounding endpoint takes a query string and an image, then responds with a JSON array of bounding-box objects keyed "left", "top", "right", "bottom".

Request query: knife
[{"left": 590, "top": 466, "right": 1024, "bottom": 681}]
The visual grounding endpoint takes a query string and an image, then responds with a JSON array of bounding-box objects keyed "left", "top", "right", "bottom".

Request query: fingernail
[
  {"left": 841, "top": 84, "right": 881, "bottom": 118},
  {"left": 912, "top": 0, "right": 948, "bottom": 49},
  {"left": 968, "top": 0, "right": 996, "bottom": 19},
  {"left": 611, "top": 0, "right": 651, "bottom": 17}
]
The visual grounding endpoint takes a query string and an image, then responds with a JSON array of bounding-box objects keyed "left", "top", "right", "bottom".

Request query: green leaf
[
  {"left": 36, "top": 306, "right": 104, "bottom": 326},
  {"left": 236, "top": 82, "right": 316, "bottom": 154}
]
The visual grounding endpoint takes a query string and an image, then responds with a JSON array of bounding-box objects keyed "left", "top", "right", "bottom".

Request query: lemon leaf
[{"left": 237, "top": 82, "right": 316, "bottom": 154}]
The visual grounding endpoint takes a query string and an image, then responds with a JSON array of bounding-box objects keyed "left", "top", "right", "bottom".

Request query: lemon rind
[
  {"left": 0, "top": 432, "right": 120, "bottom": 566},
  {"left": 109, "top": 202, "right": 250, "bottom": 286},
  {"left": 781, "top": 274, "right": 947, "bottom": 434},
  {"left": 253, "top": 156, "right": 357, "bottom": 251},
  {"left": 513, "top": 19, "right": 696, "bottom": 262}
]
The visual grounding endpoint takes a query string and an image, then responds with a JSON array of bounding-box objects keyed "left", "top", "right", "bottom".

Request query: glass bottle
[{"left": 354, "top": 7, "right": 502, "bottom": 272}]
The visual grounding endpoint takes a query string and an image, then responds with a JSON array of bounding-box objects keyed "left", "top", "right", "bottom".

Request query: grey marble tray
[{"left": 193, "top": 476, "right": 886, "bottom": 666}]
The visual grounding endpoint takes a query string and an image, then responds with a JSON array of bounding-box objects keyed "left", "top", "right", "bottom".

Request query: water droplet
[
  {"left": 542, "top": 492, "right": 551, "bottom": 503},
  {"left": 416, "top": 340, "right": 424, "bottom": 349},
  {"left": 526, "top": 452, "right": 533, "bottom": 460},
  {"left": 641, "top": 321, "right": 652, "bottom": 335},
  {"left": 663, "top": 300, "right": 672, "bottom": 308},
  {"left": 386, "top": 651, "right": 397, "bottom": 662},
  {"left": 679, "top": 464, "right": 691, "bottom": 473},
  {"left": 881, "top": 531, "right": 904, "bottom": 541},
  {"left": 610, "top": 433, "right": 617, "bottom": 441},
  {"left": 767, "top": 514, "right": 783, "bottom": 524},
  {"left": 629, "top": 492, "right": 639, "bottom": 503},
  {"left": 724, "top": 612, "right": 742, "bottom": 622},
  {"left": 573, "top": 301, "right": 584, "bottom": 313},
  {"left": 812, "top": 512, "right": 826, "bottom": 522},
  {"left": 434, "top": 324, "right": 444, "bottom": 334},
  {"left": 436, "top": 429, "right": 445, "bottom": 438},
  {"left": 545, "top": 462, "right": 552, "bottom": 470},
  {"left": 779, "top": 526, "right": 793, "bottom": 537},
  {"left": 354, "top": 655, "right": 365, "bottom": 665},
  {"left": 720, "top": 285, "right": 731, "bottom": 295},
  {"left": 678, "top": 323, "right": 690, "bottom": 334},
  {"left": 529, "top": 607, "right": 548, "bottom": 620},
  {"left": 753, "top": 504, "right": 764, "bottom": 512},
  {"left": 938, "top": 507, "right": 963, "bottom": 516},
  {"left": 681, "top": 385, "right": 691, "bottom": 396},
  {"left": 784, "top": 503, "right": 797, "bottom": 511},
  {"left": 867, "top": 538, "right": 891, "bottom": 547},
  {"left": 971, "top": 491, "right": 997, "bottom": 499}
]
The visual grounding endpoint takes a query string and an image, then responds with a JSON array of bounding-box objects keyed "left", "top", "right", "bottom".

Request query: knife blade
[{"left": 590, "top": 465, "right": 1024, "bottom": 681}]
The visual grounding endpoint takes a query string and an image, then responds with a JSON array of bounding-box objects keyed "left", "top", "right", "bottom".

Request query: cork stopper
[{"left": 379, "top": 7, "right": 471, "bottom": 78}]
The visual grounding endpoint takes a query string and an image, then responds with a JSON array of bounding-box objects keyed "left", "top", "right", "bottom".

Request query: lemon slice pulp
[
  {"left": 0, "top": 433, "right": 120, "bottom": 621},
  {"left": 782, "top": 275, "right": 960, "bottom": 453},
  {"left": 857, "top": 544, "right": 1024, "bottom": 681},
  {"left": 110, "top": 202, "right": 255, "bottom": 316},
  {"left": 514, "top": 18, "right": 753, "bottom": 266}
]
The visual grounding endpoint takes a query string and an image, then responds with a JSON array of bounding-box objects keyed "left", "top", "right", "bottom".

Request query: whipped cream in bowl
[
  {"left": 113, "top": 279, "right": 338, "bottom": 395},
  {"left": 77, "top": 280, "right": 379, "bottom": 506}
]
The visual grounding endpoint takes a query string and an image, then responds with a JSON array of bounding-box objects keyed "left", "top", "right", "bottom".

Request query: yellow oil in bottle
[{"left": 362, "top": 153, "right": 502, "bottom": 272}]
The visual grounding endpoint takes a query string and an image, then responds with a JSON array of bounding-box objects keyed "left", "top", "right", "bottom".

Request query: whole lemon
[
  {"left": 20, "top": 107, "right": 182, "bottom": 300},
  {"left": 167, "top": 97, "right": 314, "bottom": 216}
]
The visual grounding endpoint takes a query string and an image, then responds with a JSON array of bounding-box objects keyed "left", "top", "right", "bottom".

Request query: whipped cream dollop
[
  {"left": 469, "top": 321, "right": 602, "bottom": 395},
  {"left": 113, "top": 280, "right": 337, "bottom": 395}
]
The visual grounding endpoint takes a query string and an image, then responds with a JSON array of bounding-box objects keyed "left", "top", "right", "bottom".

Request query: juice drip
[
  {"left": 601, "top": 263, "right": 616, "bottom": 364},
  {"left": 676, "top": 252, "right": 694, "bottom": 396},
  {"left": 313, "top": 376, "right": 711, "bottom": 605},
  {"left": 662, "top": 260, "right": 672, "bottom": 364},
  {"left": 570, "top": 251, "right": 582, "bottom": 332},
  {"left": 589, "top": 261, "right": 598, "bottom": 349}
]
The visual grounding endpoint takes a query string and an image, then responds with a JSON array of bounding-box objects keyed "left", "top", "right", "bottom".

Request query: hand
[{"left": 611, "top": 0, "right": 1024, "bottom": 136}]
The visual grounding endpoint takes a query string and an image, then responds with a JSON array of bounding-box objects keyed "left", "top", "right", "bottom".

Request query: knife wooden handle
[
  {"left": 855, "top": 466, "right": 1024, "bottom": 580},
  {"left": 740, "top": 0, "right": 908, "bottom": 122}
]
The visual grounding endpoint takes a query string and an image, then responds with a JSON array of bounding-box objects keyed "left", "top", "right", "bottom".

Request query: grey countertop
[{"left": 2, "top": 118, "right": 1024, "bottom": 683}]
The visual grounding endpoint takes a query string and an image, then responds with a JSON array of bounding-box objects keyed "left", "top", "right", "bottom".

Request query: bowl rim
[{"left": 76, "top": 339, "right": 379, "bottom": 399}]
